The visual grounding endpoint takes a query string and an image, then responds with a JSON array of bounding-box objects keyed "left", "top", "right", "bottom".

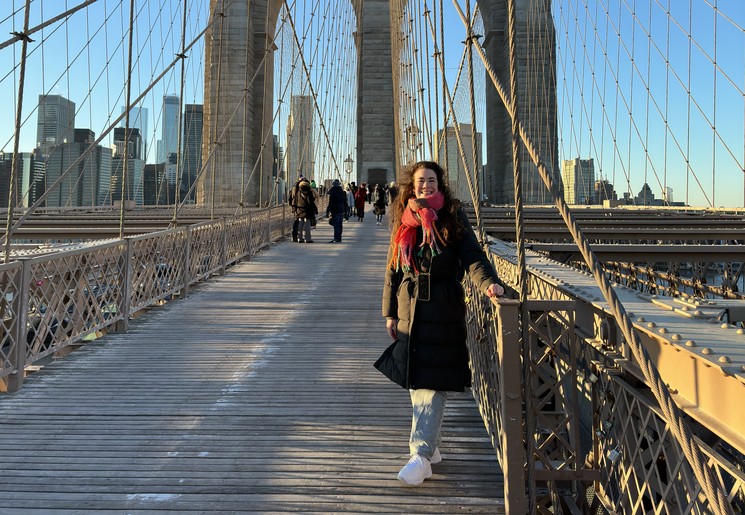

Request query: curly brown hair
[{"left": 389, "top": 161, "right": 463, "bottom": 257}]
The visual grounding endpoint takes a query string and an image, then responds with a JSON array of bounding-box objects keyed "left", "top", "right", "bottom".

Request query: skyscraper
[
  {"left": 110, "top": 157, "right": 144, "bottom": 207},
  {"left": 113, "top": 127, "right": 142, "bottom": 161},
  {"left": 111, "top": 128, "right": 144, "bottom": 206},
  {"left": 0, "top": 152, "right": 35, "bottom": 208},
  {"left": 158, "top": 95, "right": 180, "bottom": 164},
  {"left": 36, "top": 95, "right": 75, "bottom": 154},
  {"left": 561, "top": 158, "right": 595, "bottom": 205},
  {"left": 286, "top": 95, "right": 314, "bottom": 183},
  {"left": 182, "top": 104, "right": 203, "bottom": 203},
  {"left": 43, "top": 129, "right": 112, "bottom": 207},
  {"left": 143, "top": 163, "right": 167, "bottom": 205},
  {"left": 435, "top": 124, "right": 483, "bottom": 203},
  {"left": 120, "top": 106, "right": 148, "bottom": 161}
]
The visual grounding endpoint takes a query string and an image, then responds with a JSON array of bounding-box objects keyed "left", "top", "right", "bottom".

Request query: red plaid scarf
[{"left": 390, "top": 192, "right": 446, "bottom": 273}]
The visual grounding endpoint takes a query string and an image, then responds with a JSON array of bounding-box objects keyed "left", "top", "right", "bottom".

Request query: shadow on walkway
[{"left": 0, "top": 213, "right": 504, "bottom": 513}]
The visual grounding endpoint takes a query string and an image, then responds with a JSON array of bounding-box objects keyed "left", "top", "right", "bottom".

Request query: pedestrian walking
[
  {"left": 288, "top": 176, "right": 306, "bottom": 242},
  {"left": 373, "top": 184, "right": 386, "bottom": 225},
  {"left": 374, "top": 160, "right": 505, "bottom": 486},
  {"left": 345, "top": 184, "right": 354, "bottom": 221},
  {"left": 354, "top": 183, "right": 367, "bottom": 221},
  {"left": 326, "top": 179, "right": 347, "bottom": 243},
  {"left": 294, "top": 178, "right": 317, "bottom": 243},
  {"left": 387, "top": 181, "right": 399, "bottom": 206}
]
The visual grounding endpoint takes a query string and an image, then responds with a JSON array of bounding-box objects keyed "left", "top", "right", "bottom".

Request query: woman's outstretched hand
[
  {"left": 386, "top": 318, "right": 398, "bottom": 340},
  {"left": 485, "top": 283, "right": 505, "bottom": 298}
]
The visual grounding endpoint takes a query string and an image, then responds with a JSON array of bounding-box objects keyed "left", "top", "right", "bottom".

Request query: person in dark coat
[
  {"left": 325, "top": 179, "right": 348, "bottom": 243},
  {"left": 288, "top": 176, "right": 306, "bottom": 242},
  {"left": 294, "top": 178, "right": 317, "bottom": 243},
  {"left": 372, "top": 184, "right": 386, "bottom": 225},
  {"left": 374, "top": 160, "right": 504, "bottom": 486},
  {"left": 387, "top": 181, "right": 399, "bottom": 206}
]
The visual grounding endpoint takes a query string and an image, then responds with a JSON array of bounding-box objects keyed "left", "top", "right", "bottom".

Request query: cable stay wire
[
  {"left": 465, "top": 11, "right": 735, "bottom": 515},
  {"left": 1, "top": 9, "right": 217, "bottom": 247}
]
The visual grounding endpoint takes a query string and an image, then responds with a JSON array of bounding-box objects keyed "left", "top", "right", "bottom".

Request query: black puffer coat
[{"left": 375, "top": 208, "right": 499, "bottom": 391}]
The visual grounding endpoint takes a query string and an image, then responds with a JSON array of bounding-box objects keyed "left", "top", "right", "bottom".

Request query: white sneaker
[
  {"left": 430, "top": 447, "right": 442, "bottom": 464},
  {"left": 397, "top": 455, "right": 432, "bottom": 486}
]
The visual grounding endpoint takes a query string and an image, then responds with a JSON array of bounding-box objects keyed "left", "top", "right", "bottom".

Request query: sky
[{"left": 1, "top": 0, "right": 743, "bottom": 208}]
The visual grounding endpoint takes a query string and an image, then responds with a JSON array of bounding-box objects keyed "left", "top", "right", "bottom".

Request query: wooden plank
[{"left": 0, "top": 217, "right": 506, "bottom": 513}]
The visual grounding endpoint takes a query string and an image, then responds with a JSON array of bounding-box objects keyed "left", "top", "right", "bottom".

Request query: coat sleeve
[
  {"left": 456, "top": 208, "right": 501, "bottom": 294},
  {"left": 382, "top": 242, "right": 401, "bottom": 318}
]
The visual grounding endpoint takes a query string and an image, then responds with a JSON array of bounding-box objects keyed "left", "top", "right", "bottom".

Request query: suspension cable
[
  {"left": 0, "top": 0, "right": 98, "bottom": 51},
  {"left": 470, "top": 34, "right": 734, "bottom": 515},
  {"left": 3, "top": 0, "right": 32, "bottom": 263},
  {"left": 0, "top": 18, "right": 216, "bottom": 247},
  {"left": 170, "top": 0, "right": 190, "bottom": 225},
  {"left": 505, "top": 0, "right": 532, "bottom": 509},
  {"left": 118, "top": 0, "right": 137, "bottom": 239},
  {"left": 281, "top": 1, "right": 343, "bottom": 180}
]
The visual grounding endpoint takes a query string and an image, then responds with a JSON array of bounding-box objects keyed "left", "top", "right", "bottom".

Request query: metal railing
[
  {"left": 465, "top": 249, "right": 744, "bottom": 513},
  {"left": 0, "top": 204, "right": 290, "bottom": 392}
]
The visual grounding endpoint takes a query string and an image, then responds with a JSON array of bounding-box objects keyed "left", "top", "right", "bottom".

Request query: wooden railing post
[
  {"left": 116, "top": 239, "right": 133, "bottom": 333},
  {"left": 182, "top": 227, "right": 192, "bottom": 298},
  {"left": 219, "top": 217, "right": 227, "bottom": 276},
  {"left": 494, "top": 298, "right": 527, "bottom": 513},
  {"left": 6, "top": 260, "right": 30, "bottom": 392},
  {"left": 282, "top": 203, "right": 287, "bottom": 238}
]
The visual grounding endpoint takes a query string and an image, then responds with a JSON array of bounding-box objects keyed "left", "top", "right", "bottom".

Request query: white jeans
[{"left": 409, "top": 389, "right": 447, "bottom": 460}]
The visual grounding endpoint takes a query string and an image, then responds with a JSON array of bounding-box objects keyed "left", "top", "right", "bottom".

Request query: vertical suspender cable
[
  {"left": 464, "top": 0, "right": 483, "bottom": 236},
  {"left": 712, "top": 0, "right": 717, "bottom": 206},
  {"left": 685, "top": 0, "right": 692, "bottom": 205},
  {"left": 211, "top": 2, "right": 227, "bottom": 219},
  {"left": 449, "top": 2, "right": 481, "bottom": 226},
  {"left": 120, "top": 0, "right": 137, "bottom": 240},
  {"left": 258, "top": 0, "right": 272, "bottom": 205},
  {"left": 429, "top": 4, "right": 441, "bottom": 159},
  {"left": 663, "top": 0, "right": 671, "bottom": 204},
  {"left": 239, "top": 0, "right": 252, "bottom": 211},
  {"left": 172, "top": 0, "right": 190, "bottom": 225},
  {"left": 506, "top": 0, "right": 531, "bottom": 508},
  {"left": 4, "top": 0, "right": 33, "bottom": 263},
  {"left": 0, "top": 20, "right": 218, "bottom": 247},
  {"left": 85, "top": 5, "right": 93, "bottom": 206},
  {"left": 423, "top": 3, "right": 434, "bottom": 156},
  {"left": 439, "top": 0, "right": 448, "bottom": 168},
  {"left": 471, "top": 36, "right": 735, "bottom": 515}
]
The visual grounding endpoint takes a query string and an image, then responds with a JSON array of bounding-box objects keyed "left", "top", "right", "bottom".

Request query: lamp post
[{"left": 344, "top": 154, "right": 353, "bottom": 184}]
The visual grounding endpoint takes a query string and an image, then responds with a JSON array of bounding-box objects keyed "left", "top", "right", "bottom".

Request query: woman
[
  {"left": 354, "top": 183, "right": 367, "bottom": 221},
  {"left": 373, "top": 184, "right": 387, "bottom": 225},
  {"left": 294, "top": 178, "right": 317, "bottom": 243},
  {"left": 344, "top": 184, "right": 354, "bottom": 221},
  {"left": 374, "top": 161, "right": 504, "bottom": 486}
]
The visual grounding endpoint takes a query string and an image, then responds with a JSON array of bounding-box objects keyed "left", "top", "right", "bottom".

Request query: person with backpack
[
  {"left": 288, "top": 176, "right": 306, "bottom": 242},
  {"left": 293, "top": 178, "right": 317, "bottom": 243}
]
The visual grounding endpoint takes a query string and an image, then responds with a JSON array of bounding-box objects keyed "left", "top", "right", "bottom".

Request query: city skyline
[{"left": 1, "top": 2, "right": 743, "bottom": 207}]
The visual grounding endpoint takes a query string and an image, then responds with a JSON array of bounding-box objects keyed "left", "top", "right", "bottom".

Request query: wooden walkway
[{"left": 0, "top": 212, "right": 505, "bottom": 513}]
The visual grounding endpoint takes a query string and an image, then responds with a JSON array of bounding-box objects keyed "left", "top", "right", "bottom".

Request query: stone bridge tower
[
  {"left": 199, "top": 1, "right": 282, "bottom": 208},
  {"left": 200, "top": 0, "right": 556, "bottom": 207},
  {"left": 355, "top": 0, "right": 397, "bottom": 188}
]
